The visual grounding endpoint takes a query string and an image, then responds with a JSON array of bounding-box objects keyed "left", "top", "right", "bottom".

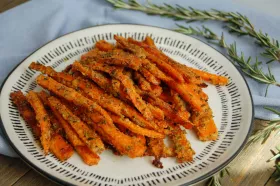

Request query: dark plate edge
[{"left": 0, "top": 23, "right": 254, "bottom": 186}]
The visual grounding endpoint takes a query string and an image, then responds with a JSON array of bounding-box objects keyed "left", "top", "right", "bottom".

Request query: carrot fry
[
  {"left": 37, "top": 91, "right": 64, "bottom": 134},
  {"left": 170, "top": 91, "right": 193, "bottom": 130},
  {"left": 110, "top": 113, "right": 164, "bottom": 138},
  {"left": 81, "top": 48, "right": 101, "bottom": 61},
  {"left": 97, "top": 54, "right": 142, "bottom": 71},
  {"left": 165, "top": 80, "right": 204, "bottom": 111},
  {"left": 146, "top": 103, "right": 164, "bottom": 121},
  {"left": 147, "top": 138, "right": 164, "bottom": 168},
  {"left": 48, "top": 97, "right": 105, "bottom": 154},
  {"left": 29, "top": 62, "right": 73, "bottom": 83},
  {"left": 147, "top": 138, "right": 164, "bottom": 159},
  {"left": 163, "top": 146, "right": 175, "bottom": 157},
  {"left": 169, "top": 126, "right": 195, "bottom": 163},
  {"left": 10, "top": 91, "right": 41, "bottom": 137},
  {"left": 95, "top": 40, "right": 114, "bottom": 51},
  {"left": 114, "top": 35, "right": 146, "bottom": 58},
  {"left": 146, "top": 53, "right": 185, "bottom": 83},
  {"left": 49, "top": 103, "right": 100, "bottom": 165},
  {"left": 50, "top": 133, "right": 74, "bottom": 161},
  {"left": 145, "top": 95, "right": 190, "bottom": 125},
  {"left": 143, "top": 36, "right": 156, "bottom": 47},
  {"left": 75, "top": 146, "right": 100, "bottom": 165},
  {"left": 194, "top": 116, "right": 218, "bottom": 141},
  {"left": 139, "top": 67, "right": 161, "bottom": 85},
  {"left": 142, "top": 59, "right": 170, "bottom": 81},
  {"left": 36, "top": 75, "right": 113, "bottom": 125},
  {"left": 26, "top": 91, "right": 52, "bottom": 155},
  {"left": 150, "top": 84, "right": 163, "bottom": 97},
  {"left": 187, "top": 67, "right": 229, "bottom": 85},
  {"left": 134, "top": 71, "right": 152, "bottom": 92}
]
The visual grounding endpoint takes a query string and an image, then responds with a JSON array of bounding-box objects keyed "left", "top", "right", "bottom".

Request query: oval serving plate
[{"left": 0, "top": 24, "right": 253, "bottom": 186}]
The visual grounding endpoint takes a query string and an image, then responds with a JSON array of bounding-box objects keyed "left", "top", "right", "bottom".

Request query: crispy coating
[
  {"left": 48, "top": 97, "right": 105, "bottom": 154},
  {"left": 10, "top": 91, "right": 41, "bottom": 137},
  {"left": 26, "top": 91, "right": 52, "bottom": 155}
]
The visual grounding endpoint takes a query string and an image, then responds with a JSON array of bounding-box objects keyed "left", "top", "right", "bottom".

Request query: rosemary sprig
[
  {"left": 107, "top": 0, "right": 280, "bottom": 63},
  {"left": 268, "top": 145, "right": 280, "bottom": 182},
  {"left": 248, "top": 107, "right": 280, "bottom": 144},
  {"left": 206, "top": 168, "right": 230, "bottom": 186},
  {"left": 174, "top": 25, "right": 280, "bottom": 88}
]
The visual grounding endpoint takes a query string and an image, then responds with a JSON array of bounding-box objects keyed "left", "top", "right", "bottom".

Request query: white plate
[{"left": 0, "top": 24, "right": 253, "bottom": 186}]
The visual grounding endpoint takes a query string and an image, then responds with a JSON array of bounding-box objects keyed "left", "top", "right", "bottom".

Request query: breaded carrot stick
[
  {"left": 147, "top": 138, "right": 164, "bottom": 159},
  {"left": 146, "top": 53, "right": 185, "bottom": 83},
  {"left": 194, "top": 116, "right": 218, "bottom": 141},
  {"left": 86, "top": 63, "right": 154, "bottom": 121},
  {"left": 96, "top": 53, "right": 142, "bottom": 71},
  {"left": 145, "top": 96, "right": 190, "bottom": 125},
  {"left": 95, "top": 40, "right": 114, "bottom": 51},
  {"left": 110, "top": 113, "right": 164, "bottom": 138},
  {"left": 49, "top": 103, "right": 100, "bottom": 165},
  {"left": 36, "top": 75, "right": 113, "bottom": 126},
  {"left": 170, "top": 91, "right": 193, "bottom": 129},
  {"left": 81, "top": 48, "right": 101, "bottom": 61},
  {"left": 169, "top": 126, "right": 195, "bottom": 163},
  {"left": 187, "top": 67, "right": 229, "bottom": 85},
  {"left": 75, "top": 146, "right": 100, "bottom": 165},
  {"left": 10, "top": 91, "right": 41, "bottom": 137},
  {"left": 147, "top": 138, "right": 164, "bottom": 168},
  {"left": 26, "top": 91, "right": 52, "bottom": 155},
  {"left": 143, "top": 36, "right": 156, "bottom": 47},
  {"left": 50, "top": 133, "right": 74, "bottom": 161},
  {"left": 163, "top": 146, "right": 175, "bottom": 157},
  {"left": 142, "top": 59, "right": 171, "bottom": 81},
  {"left": 150, "top": 84, "right": 163, "bottom": 97},
  {"left": 114, "top": 35, "right": 146, "bottom": 58},
  {"left": 36, "top": 91, "right": 64, "bottom": 135},
  {"left": 146, "top": 103, "right": 164, "bottom": 121},
  {"left": 29, "top": 62, "right": 73, "bottom": 83},
  {"left": 48, "top": 97, "right": 105, "bottom": 154},
  {"left": 11, "top": 91, "right": 73, "bottom": 161},
  {"left": 165, "top": 80, "right": 204, "bottom": 111},
  {"left": 134, "top": 71, "right": 152, "bottom": 91},
  {"left": 139, "top": 67, "right": 161, "bottom": 85}
]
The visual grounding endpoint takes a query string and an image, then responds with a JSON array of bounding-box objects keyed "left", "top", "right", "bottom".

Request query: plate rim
[{"left": 0, "top": 23, "right": 254, "bottom": 186}]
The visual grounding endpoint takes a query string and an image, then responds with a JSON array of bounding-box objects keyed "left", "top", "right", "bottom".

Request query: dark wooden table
[{"left": 0, "top": 1, "right": 279, "bottom": 185}]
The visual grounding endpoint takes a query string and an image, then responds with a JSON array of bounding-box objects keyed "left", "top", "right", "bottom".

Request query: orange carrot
[
  {"left": 10, "top": 91, "right": 41, "bottom": 137},
  {"left": 26, "top": 91, "right": 52, "bottom": 155}
]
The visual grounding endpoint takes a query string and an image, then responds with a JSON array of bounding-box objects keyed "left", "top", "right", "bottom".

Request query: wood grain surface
[{"left": 0, "top": 1, "right": 279, "bottom": 186}]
